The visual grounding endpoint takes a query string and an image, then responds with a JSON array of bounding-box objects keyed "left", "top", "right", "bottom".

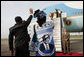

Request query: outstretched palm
[{"left": 29, "top": 8, "right": 33, "bottom": 14}]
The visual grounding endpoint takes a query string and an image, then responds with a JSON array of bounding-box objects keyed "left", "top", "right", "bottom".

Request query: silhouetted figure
[{"left": 9, "top": 9, "right": 33, "bottom": 56}]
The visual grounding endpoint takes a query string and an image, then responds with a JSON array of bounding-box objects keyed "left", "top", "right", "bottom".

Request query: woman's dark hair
[
  {"left": 34, "top": 9, "right": 46, "bottom": 27},
  {"left": 37, "top": 16, "right": 46, "bottom": 27},
  {"left": 34, "top": 9, "right": 40, "bottom": 18}
]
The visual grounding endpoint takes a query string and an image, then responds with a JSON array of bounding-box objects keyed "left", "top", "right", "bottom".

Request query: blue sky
[{"left": 1, "top": 1, "right": 83, "bottom": 39}]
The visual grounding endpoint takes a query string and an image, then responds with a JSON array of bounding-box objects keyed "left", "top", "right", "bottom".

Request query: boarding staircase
[
  {"left": 53, "top": 11, "right": 66, "bottom": 52},
  {"left": 53, "top": 14, "right": 62, "bottom": 52}
]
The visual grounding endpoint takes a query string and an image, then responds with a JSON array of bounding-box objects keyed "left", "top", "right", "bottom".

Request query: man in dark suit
[
  {"left": 40, "top": 34, "right": 54, "bottom": 51},
  {"left": 9, "top": 9, "right": 33, "bottom": 56}
]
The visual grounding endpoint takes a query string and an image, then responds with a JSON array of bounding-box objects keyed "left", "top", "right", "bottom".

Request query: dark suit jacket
[
  {"left": 9, "top": 15, "right": 33, "bottom": 51},
  {"left": 40, "top": 43, "right": 54, "bottom": 51}
]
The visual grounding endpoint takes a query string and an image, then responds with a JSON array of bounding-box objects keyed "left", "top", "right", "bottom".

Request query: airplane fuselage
[{"left": 43, "top": 3, "right": 83, "bottom": 32}]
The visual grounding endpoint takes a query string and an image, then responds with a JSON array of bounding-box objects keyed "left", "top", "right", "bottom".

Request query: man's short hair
[
  {"left": 42, "top": 34, "right": 50, "bottom": 41},
  {"left": 15, "top": 16, "right": 22, "bottom": 23}
]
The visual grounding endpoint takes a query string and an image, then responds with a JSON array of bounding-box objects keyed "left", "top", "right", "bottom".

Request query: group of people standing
[{"left": 9, "top": 8, "right": 71, "bottom": 56}]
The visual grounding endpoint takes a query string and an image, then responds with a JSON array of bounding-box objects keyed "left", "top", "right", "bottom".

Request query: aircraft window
[
  {"left": 72, "top": 12, "right": 77, "bottom": 14},
  {"left": 72, "top": 13, "right": 74, "bottom": 14},
  {"left": 75, "top": 12, "right": 78, "bottom": 14},
  {"left": 72, "top": 11, "right": 83, "bottom": 15},
  {"left": 81, "top": 11, "right": 83, "bottom": 14},
  {"left": 78, "top": 12, "right": 80, "bottom": 14}
]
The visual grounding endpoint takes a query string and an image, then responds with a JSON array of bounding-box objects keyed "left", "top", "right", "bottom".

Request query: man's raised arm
[{"left": 25, "top": 8, "right": 33, "bottom": 26}]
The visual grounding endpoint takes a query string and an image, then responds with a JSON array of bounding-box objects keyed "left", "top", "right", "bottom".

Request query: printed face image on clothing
[
  {"left": 30, "top": 21, "right": 56, "bottom": 56},
  {"left": 39, "top": 34, "right": 54, "bottom": 51},
  {"left": 42, "top": 34, "right": 50, "bottom": 44}
]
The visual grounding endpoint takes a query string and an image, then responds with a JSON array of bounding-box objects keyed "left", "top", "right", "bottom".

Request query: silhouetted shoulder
[{"left": 9, "top": 25, "right": 15, "bottom": 32}]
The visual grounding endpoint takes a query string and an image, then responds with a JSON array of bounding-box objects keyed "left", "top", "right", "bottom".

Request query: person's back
[
  {"left": 9, "top": 9, "right": 33, "bottom": 56},
  {"left": 9, "top": 21, "right": 30, "bottom": 48}
]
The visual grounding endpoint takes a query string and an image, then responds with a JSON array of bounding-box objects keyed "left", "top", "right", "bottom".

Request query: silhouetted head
[
  {"left": 37, "top": 16, "right": 46, "bottom": 27},
  {"left": 15, "top": 16, "right": 23, "bottom": 24},
  {"left": 34, "top": 9, "right": 40, "bottom": 18}
]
